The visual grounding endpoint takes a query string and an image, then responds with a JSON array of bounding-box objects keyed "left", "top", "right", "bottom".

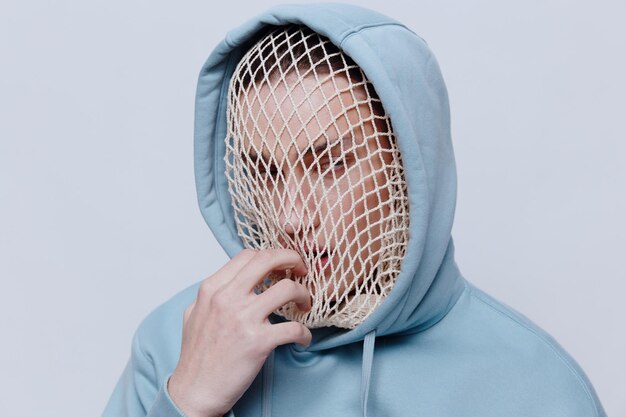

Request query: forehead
[{"left": 234, "top": 72, "right": 371, "bottom": 160}]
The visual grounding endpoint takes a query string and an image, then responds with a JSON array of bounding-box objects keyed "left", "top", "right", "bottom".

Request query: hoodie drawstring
[
  {"left": 260, "top": 329, "right": 377, "bottom": 417},
  {"left": 361, "top": 329, "right": 377, "bottom": 417}
]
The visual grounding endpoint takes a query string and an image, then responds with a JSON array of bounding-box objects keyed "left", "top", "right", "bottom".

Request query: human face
[{"left": 231, "top": 70, "right": 399, "bottom": 309}]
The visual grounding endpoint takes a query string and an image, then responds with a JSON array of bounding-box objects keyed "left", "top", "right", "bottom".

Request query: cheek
[
  {"left": 317, "top": 170, "right": 362, "bottom": 242},
  {"left": 322, "top": 163, "right": 392, "bottom": 260},
  {"left": 355, "top": 169, "right": 392, "bottom": 260}
]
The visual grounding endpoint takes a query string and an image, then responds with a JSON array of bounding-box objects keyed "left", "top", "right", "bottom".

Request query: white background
[{"left": 1, "top": 0, "right": 624, "bottom": 415}]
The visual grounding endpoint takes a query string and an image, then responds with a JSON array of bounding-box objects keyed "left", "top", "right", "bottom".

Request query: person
[{"left": 101, "top": 3, "right": 607, "bottom": 417}]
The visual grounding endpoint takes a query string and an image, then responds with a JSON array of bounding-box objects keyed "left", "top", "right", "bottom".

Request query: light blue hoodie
[{"left": 101, "top": 3, "right": 607, "bottom": 417}]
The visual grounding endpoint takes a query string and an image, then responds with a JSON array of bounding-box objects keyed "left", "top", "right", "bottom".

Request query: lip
[
  {"left": 300, "top": 242, "right": 331, "bottom": 272},
  {"left": 317, "top": 253, "right": 330, "bottom": 270},
  {"left": 301, "top": 241, "right": 320, "bottom": 254},
  {"left": 310, "top": 250, "right": 330, "bottom": 272}
]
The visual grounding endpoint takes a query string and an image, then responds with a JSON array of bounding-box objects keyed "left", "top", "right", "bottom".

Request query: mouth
[
  {"left": 309, "top": 249, "right": 330, "bottom": 272},
  {"left": 301, "top": 243, "right": 331, "bottom": 272}
]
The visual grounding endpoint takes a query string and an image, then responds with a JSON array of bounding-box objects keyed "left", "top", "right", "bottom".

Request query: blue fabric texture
[{"left": 101, "top": 3, "right": 607, "bottom": 416}]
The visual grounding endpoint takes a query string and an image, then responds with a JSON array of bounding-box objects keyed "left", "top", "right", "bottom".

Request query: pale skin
[
  {"left": 168, "top": 248, "right": 312, "bottom": 417},
  {"left": 241, "top": 72, "right": 395, "bottom": 302},
  {"left": 168, "top": 72, "right": 395, "bottom": 416}
]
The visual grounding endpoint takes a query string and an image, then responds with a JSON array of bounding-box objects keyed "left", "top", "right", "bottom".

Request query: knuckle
[
  {"left": 244, "top": 324, "right": 260, "bottom": 339},
  {"left": 300, "top": 325, "right": 312, "bottom": 343},
  {"left": 274, "top": 279, "right": 297, "bottom": 292},
  {"left": 198, "top": 280, "right": 214, "bottom": 298},
  {"left": 280, "top": 278, "right": 298, "bottom": 293},
  {"left": 241, "top": 248, "right": 257, "bottom": 256},
  {"left": 211, "top": 288, "right": 233, "bottom": 312},
  {"left": 283, "top": 247, "right": 299, "bottom": 258},
  {"left": 255, "top": 250, "right": 272, "bottom": 263},
  {"left": 298, "top": 284, "right": 310, "bottom": 298},
  {"left": 270, "top": 247, "right": 285, "bottom": 256},
  {"left": 287, "top": 322, "right": 302, "bottom": 339},
  {"left": 236, "top": 322, "right": 260, "bottom": 345},
  {"left": 238, "top": 318, "right": 256, "bottom": 339}
]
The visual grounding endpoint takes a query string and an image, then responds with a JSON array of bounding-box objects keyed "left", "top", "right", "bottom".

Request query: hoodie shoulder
[
  {"left": 101, "top": 281, "right": 202, "bottom": 417},
  {"left": 133, "top": 280, "right": 201, "bottom": 380},
  {"left": 461, "top": 282, "right": 607, "bottom": 417}
]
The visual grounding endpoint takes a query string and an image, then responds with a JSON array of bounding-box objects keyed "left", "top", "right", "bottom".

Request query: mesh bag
[{"left": 224, "top": 24, "right": 410, "bottom": 329}]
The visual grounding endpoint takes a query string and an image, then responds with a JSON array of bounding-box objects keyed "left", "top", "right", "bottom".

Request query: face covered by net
[{"left": 224, "top": 24, "right": 410, "bottom": 329}]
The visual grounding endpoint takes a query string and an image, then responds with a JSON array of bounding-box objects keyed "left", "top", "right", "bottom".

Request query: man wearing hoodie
[{"left": 101, "top": 4, "right": 607, "bottom": 417}]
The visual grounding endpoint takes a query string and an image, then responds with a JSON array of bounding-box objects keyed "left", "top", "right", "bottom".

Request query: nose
[{"left": 277, "top": 172, "right": 319, "bottom": 236}]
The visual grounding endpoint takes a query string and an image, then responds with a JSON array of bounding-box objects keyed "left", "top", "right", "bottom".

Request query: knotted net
[{"left": 224, "top": 24, "right": 410, "bottom": 329}]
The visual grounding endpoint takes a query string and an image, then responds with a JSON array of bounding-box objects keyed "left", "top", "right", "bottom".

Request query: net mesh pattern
[{"left": 223, "top": 24, "right": 410, "bottom": 329}]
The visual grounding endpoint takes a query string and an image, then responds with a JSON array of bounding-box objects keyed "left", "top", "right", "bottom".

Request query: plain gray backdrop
[{"left": 1, "top": 0, "right": 624, "bottom": 415}]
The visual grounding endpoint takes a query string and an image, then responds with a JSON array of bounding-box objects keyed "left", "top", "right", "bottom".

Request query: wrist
[{"left": 167, "top": 373, "right": 227, "bottom": 417}]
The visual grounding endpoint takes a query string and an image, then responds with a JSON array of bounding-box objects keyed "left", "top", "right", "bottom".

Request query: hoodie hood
[{"left": 193, "top": 2, "right": 464, "bottom": 354}]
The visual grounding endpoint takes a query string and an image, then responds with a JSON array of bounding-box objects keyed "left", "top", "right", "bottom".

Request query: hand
[{"left": 168, "top": 248, "right": 312, "bottom": 417}]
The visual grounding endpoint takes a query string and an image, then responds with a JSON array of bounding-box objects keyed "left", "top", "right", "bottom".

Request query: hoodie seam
[
  {"left": 134, "top": 330, "right": 158, "bottom": 411},
  {"left": 338, "top": 22, "right": 414, "bottom": 49},
  {"left": 467, "top": 287, "right": 600, "bottom": 417},
  {"left": 134, "top": 329, "right": 156, "bottom": 381}
]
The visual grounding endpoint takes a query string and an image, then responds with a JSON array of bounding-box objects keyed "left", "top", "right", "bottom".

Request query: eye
[
  {"left": 320, "top": 154, "right": 347, "bottom": 173},
  {"left": 258, "top": 164, "right": 279, "bottom": 178}
]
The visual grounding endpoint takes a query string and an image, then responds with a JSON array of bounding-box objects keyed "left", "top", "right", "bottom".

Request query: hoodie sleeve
[
  {"left": 101, "top": 328, "right": 186, "bottom": 417},
  {"left": 101, "top": 328, "right": 237, "bottom": 417}
]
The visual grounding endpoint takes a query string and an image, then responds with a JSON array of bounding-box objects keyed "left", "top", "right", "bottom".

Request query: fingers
[
  {"left": 250, "top": 278, "right": 311, "bottom": 319},
  {"left": 193, "top": 249, "right": 257, "bottom": 314},
  {"left": 229, "top": 249, "right": 308, "bottom": 294},
  {"left": 265, "top": 321, "right": 312, "bottom": 348},
  {"left": 202, "top": 248, "right": 258, "bottom": 289}
]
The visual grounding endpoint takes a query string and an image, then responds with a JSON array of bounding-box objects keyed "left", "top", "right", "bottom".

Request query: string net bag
[{"left": 224, "top": 24, "right": 410, "bottom": 329}]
